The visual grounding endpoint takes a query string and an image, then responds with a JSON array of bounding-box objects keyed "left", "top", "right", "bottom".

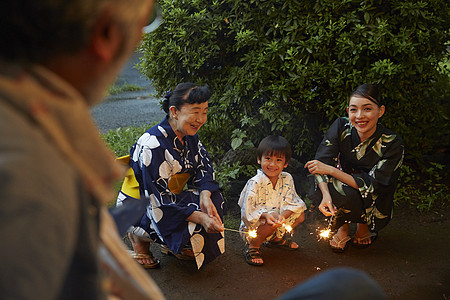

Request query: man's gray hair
[{"left": 0, "top": 0, "right": 149, "bottom": 64}]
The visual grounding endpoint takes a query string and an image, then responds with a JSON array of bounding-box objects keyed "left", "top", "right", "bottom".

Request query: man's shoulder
[{"left": 0, "top": 100, "right": 78, "bottom": 192}]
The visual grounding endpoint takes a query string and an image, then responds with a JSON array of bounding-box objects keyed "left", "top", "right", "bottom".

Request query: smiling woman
[
  {"left": 115, "top": 83, "right": 225, "bottom": 270},
  {"left": 305, "top": 83, "right": 404, "bottom": 253}
]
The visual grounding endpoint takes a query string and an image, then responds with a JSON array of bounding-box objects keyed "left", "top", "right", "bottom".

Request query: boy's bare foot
[
  {"left": 244, "top": 247, "right": 264, "bottom": 266},
  {"left": 265, "top": 238, "right": 299, "bottom": 250}
]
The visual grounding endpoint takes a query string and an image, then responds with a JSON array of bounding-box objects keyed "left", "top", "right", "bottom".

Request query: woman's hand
[
  {"left": 318, "top": 193, "right": 336, "bottom": 216},
  {"left": 200, "top": 213, "right": 224, "bottom": 233},
  {"left": 199, "top": 190, "right": 222, "bottom": 221},
  {"left": 305, "top": 160, "right": 332, "bottom": 175},
  {"left": 199, "top": 190, "right": 224, "bottom": 232}
]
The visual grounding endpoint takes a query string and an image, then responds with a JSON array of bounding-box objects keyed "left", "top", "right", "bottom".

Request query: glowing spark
[
  {"left": 317, "top": 215, "right": 334, "bottom": 240},
  {"left": 248, "top": 229, "right": 257, "bottom": 238},
  {"left": 319, "top": 229, "right": 331, "bottom": 239},
  {"left": 282, "top": 223, "right": 292, "bottom": 233}
]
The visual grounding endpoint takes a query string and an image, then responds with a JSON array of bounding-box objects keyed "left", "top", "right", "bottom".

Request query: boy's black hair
[{"left": 257, "top": 135, "right": 292, "bottom": 163}]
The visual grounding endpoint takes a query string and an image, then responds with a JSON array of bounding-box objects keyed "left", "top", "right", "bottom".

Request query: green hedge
[{"left": 140, "top": 0, "right": 449, "bottom": 163}]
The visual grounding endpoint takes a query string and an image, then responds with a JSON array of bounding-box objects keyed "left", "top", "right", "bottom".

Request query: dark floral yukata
[
  {"left": 117, "top": 116, "right": 225, "bottom": 269},
  {"left": 313, "top": 117, "right": 404, "bottom": 232}
]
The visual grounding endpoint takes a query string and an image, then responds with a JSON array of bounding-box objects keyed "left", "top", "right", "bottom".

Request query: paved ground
[
  {"left": 93, "top": 52, "right": 450, "bottom": 300},
  {"left": 137, "top": 206, "right": 450, "bottom": 300},
  {"left": 90, "top": 52, "right": 165, "bottom": 133}
]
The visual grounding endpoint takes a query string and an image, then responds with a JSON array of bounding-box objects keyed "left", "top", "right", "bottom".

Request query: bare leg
[
  {"left": 247, "top": 223, "right": 277, "bottom": 265},
  {"left": 128, "top": 233, "right": 159, "bottom": 266}
]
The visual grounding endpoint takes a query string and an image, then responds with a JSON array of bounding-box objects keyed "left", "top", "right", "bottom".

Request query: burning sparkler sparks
[
  {"left": 225, "top": 222, "right": 291, "bottom": 239},
  {"left": 318, "top": 228, "right": 331, "bottom": 239},
  {"left": 224, "top": 228, "right": 257, "bottom": 238},
  {"left": 248, "top": 229, "right": 257, "bottom": 238},
  {"left": 317, "top": 215, "right": 334, "bottom": 240},
  {"left": 282, "top": 223, "right": 292, "bottom": 233}
]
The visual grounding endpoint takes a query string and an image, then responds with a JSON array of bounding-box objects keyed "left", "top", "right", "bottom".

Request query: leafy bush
[
  {"left": 102, "top": 124, "right": 154, "bottom": 157},
  {"left": 140, "top": 0, "right": 449, "bottom": 163},
  {"left": 107, "top": 83, "right": 143, "bottom": 95},
  {"left": 394, "top": 162, "right": 450, "bottom": 212},
  {"left": 138, "top": 0, "right": 449, "bottom": 210}
]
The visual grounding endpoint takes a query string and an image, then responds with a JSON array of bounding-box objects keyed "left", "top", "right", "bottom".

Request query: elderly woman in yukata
[{"left": 116, "top": 83, "right": 225, "bottom": 269}]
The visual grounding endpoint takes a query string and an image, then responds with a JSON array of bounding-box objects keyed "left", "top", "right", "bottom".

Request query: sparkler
[
  {"left": 317, "top": 215, "right": 334, "bottom": 240},
  {"left": 282, "top": 223, "right": 292, "bottom": 233},
  {"left": 224, "top": 222, "right": 292, "bottom": 239},
  {"left": 224, "top": 228, "right": 257, "bottom": 238}
]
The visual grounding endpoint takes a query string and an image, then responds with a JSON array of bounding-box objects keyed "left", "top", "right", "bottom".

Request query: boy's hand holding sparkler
[{"left": 261, "top": 212, "right": 284, "bottom": 228}]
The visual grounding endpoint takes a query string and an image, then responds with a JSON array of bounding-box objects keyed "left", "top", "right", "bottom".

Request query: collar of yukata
[{"left": 161, "top": 116, "right": 186, "bottom": 153}]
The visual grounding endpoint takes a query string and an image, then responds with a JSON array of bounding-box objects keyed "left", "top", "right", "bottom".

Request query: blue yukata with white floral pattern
[
  {"left": 122, "top": 116, "right": 225, "bottom": 269},
  {"left": 313, "top": 117, "right": 404, "bottom": 232}
]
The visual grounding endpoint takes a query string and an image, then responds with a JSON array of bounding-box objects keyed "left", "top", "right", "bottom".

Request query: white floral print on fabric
[
  {"left": 158, "top": 125, "right": 167, "bottom": 137},
  {"left": 188, "top": 222, "right": 196, "bottom": 235},
  {"left": 132, "top": 133, "right": 160, "bottom": 167},
  {"left": 150, "top": 194, "right": 163, "bottom": 222},
  {"left": 191, "top": 233, "right": 205, "bottom": 268},
  {"left": 217, "top": 233, "right": 225, "bottom": 252},
  {"left": 159, "top": 150, "right": 182, "bottom": 179}
]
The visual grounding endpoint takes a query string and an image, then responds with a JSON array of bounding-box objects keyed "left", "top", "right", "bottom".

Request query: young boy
[{"left": 238, "top": 135, "right": 306, "bottom": 266}]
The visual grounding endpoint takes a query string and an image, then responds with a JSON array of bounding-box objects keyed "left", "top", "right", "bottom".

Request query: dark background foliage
[{"left": 139, "top": 0, "right": 449, "bottom": 210}]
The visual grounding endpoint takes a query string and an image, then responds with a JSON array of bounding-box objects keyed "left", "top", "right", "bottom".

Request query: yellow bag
[{"left": 116, "top": 155, "right": 140, "bottom": 199}]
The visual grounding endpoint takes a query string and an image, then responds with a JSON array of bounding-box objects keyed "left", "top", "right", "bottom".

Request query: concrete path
[{"left": 90, "top": 52, "right": 165, "bottom": 133}]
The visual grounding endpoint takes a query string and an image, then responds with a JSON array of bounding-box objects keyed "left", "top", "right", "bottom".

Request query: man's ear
[{"left": 89, "top": 8, "right": 121, "bottom": 62}]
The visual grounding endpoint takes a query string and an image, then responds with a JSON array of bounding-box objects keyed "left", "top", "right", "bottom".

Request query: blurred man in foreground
[{"left": 0, "top": 1, "right": 163, "bottom": 298}]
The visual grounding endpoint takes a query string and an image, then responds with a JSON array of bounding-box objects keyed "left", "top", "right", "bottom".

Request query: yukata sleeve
[
  {"left": 131, "top": 133, "right": 196, "bottom": 224},
  {"left": 238, "top": 180, "right": 264, "bottom": 228},
  {"left": 351, "top": 135, "right": 404, "bottom": 199},
  {"left": 281, "top": 174, "right": 307, "bottom": 214},
  {"left": 193, "top": 140, "right": 219, "bottom": 193},
  {"left": 313, "top": 118, "right": 344, "bottom": 185}
]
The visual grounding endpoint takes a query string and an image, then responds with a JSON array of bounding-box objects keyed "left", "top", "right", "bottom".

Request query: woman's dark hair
[
  {"left": 257, "top": 135, "right": 292, "bottom": 163},
  {"left": 350, "top": 83, "right": 383, "bottom": 106},
  {"left": 162, "top": 82, "right": 211, "bottom": 115}
]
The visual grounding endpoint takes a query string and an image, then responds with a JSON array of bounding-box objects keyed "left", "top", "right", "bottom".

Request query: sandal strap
[
  {"left": 247, "top": 247, "right": 262, "bottom": 259},
  {"left": 132, "top": 252, "right": 155, "bottom": 260},
  {"left": 353, "top": 233, "right": 372, "bottom": 243},
  {"left": 332, "top": 235, "right": 351, "bottom": 247}
]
